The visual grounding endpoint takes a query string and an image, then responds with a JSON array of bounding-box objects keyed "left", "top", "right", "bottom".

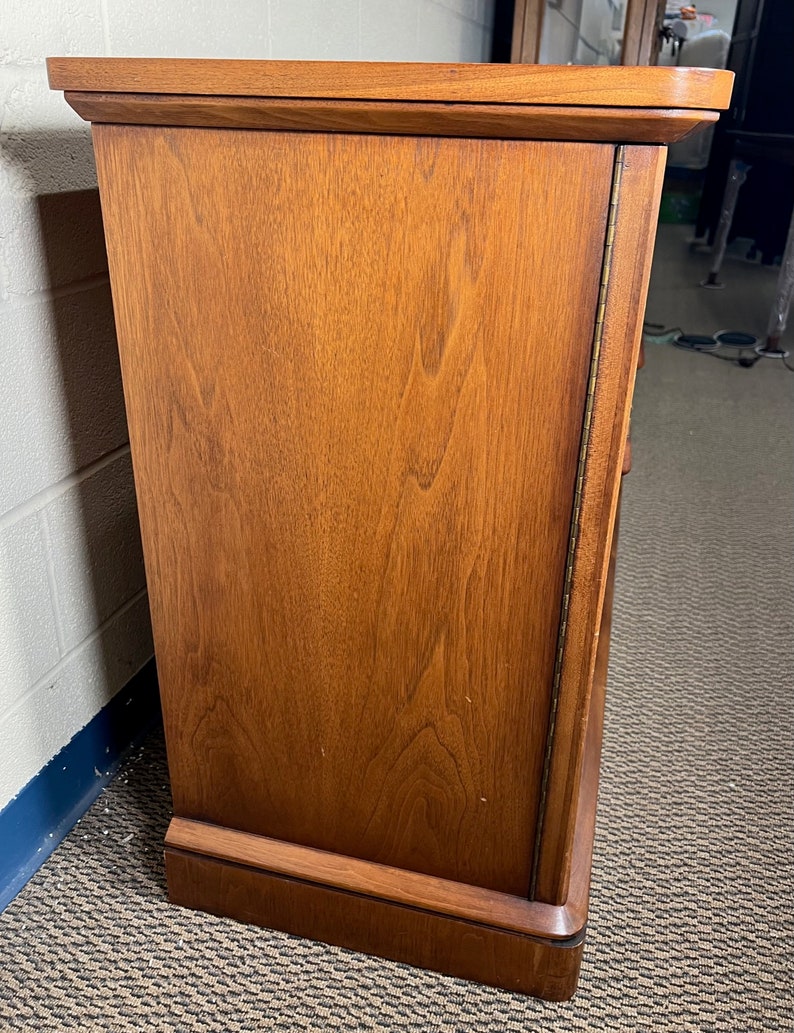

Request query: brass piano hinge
[{"left": 529, "top": 145, "right": 626, "bottom": 900}]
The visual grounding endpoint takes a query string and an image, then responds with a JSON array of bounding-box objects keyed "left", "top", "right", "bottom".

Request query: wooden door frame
[
  {"left": 622, "top": 0, "right": 665, "bottom": 64},
  {"left": 510, "top": 0, "right": 664, "bottom": 65},
  {"left": 510, "top": 0, "right": 546, "bottom": 63}
]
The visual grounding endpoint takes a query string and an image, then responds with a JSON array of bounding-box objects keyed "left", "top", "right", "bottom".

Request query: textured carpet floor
[{"left": 1, "top": 227, "right": 792, "bottom": 1030}]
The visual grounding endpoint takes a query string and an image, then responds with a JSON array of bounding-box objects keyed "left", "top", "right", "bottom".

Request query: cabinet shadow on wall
[
  {"left": 37, "top": 178, "right": 166, "bottom": 886},
  {"left": 1, "top": 126, "right": 166, "bottom": 883}
]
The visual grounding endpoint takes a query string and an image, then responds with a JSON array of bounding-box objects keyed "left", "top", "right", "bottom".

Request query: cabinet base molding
[{"left": 164, "top": 847, "right": 584, "bottom": 1001}]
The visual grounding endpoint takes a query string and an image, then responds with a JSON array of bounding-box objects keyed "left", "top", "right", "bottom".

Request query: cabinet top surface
[{"left": 47, "top": 58, "right": 732, "bottom": 111}]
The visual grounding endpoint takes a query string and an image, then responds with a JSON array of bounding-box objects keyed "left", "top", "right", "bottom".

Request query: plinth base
[{"left": 165, "top": 844, "right": 585, "bottom": 1000}]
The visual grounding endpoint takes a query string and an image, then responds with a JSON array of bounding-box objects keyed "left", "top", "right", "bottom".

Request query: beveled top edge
[{"left": 47, "top": 58, "right": 733, "bottom": 111}]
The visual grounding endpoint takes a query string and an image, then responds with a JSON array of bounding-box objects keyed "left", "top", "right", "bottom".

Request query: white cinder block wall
[{"left": 0, "top": 1, "right": 495, "bottom": 811}]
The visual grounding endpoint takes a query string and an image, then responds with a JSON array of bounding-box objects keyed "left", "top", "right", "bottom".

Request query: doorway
[{"left": 502, "top": 0, "right": 794, "bottom": 365}]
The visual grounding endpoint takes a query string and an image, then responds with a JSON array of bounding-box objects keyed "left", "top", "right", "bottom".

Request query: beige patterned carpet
[{"left": 1, "top": 227, "right": 793, "bottom": 1030}]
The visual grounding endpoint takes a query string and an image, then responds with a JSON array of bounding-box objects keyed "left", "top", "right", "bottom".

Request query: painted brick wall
[{"left": 0, "top": 1, "right": 494, "bottom": 811}]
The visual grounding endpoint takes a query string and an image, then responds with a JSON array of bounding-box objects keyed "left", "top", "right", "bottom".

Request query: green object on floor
[
  {"left": 659, "top": 191, "right": 701, "bottom": 225},
  {"left": 643, "top": 329, "right": 680, "bottom": 344}
]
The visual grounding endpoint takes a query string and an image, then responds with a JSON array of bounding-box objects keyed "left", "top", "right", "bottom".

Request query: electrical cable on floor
[
  {"left": 642, "top": 322, "right": 794, "bottom": 370},
  {"left": 673, "top": 336, "right": 762, "bottom": 367}
]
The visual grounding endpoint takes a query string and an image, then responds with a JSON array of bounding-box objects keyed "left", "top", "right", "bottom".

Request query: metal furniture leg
[
  {"left": 701, "top": 158, "right": 750, "bottom": 289},
  {"left": 757, "top": 202, "right": 794, "bottom": 356}
]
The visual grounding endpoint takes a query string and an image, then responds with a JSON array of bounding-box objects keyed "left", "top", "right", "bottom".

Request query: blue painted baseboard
[{"left": 0, "top": 659, "right": 161, "bottom": 912}]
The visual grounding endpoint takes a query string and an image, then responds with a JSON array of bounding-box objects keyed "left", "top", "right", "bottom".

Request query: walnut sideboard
[{"left": 49, "top": 59, "right": 732, "bottom": 1000}]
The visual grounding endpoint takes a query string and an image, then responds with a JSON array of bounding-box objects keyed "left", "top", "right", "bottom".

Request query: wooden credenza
[{"left": 49, "top": 60, "right": 731, "bottom": 1000}]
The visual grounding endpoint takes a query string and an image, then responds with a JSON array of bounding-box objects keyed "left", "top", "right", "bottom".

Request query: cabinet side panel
[{"left": 92, "top": 126, "right": 613, "bottom": 896}]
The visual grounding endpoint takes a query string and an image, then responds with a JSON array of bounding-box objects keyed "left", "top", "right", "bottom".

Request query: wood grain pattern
[
  {"left": 532, "top": 145, "right": 667, "bottom": 904},
  {"left": 164, "top": 849, "right": 585, "bottom": 1000},
  {"left": 64, "top": 93, "right": 718, "bottom": 143},
  {"left": 93, "top": 125, "right": 613, "bottom": 897},
  {"left": 48, "top": 58, "right": 734, "bottom": 111}
]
